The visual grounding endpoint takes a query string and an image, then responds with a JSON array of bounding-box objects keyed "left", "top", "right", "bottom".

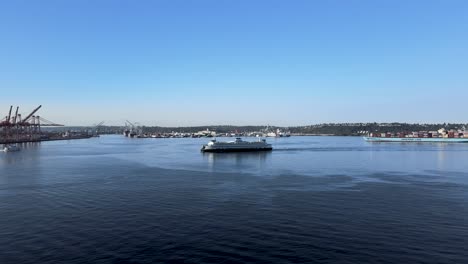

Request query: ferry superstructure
[{"left": 201, "top": 138, "right": 273, "bottom": 152}]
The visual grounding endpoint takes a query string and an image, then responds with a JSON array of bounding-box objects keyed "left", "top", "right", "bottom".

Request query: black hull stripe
[{"left": 201, "top": 148, "right": 273, "bottom": 153}]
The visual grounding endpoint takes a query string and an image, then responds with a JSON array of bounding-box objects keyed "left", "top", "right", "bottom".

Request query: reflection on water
[
  {"left": 0, "top": 142, "right": 41, "bottom": 166},
  {"left": 203, "top": 151, "right": 271, "bottom": 172}
]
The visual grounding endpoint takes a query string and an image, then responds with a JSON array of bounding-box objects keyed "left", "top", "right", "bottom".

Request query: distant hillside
[
  {"left": 141, "top": 123, "right": 467, "bottom": 136},
  {"left": 44, "top": 123, "right": 467, "bottom": 136}
]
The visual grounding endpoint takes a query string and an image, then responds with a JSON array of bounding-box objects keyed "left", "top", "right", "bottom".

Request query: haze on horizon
[{"left": 1, "top": 0, "right": 467, "bottom": 127}]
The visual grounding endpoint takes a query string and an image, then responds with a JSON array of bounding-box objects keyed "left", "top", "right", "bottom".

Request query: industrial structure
[
  {"left": 1, "top": 105, "right": 64, "bottom": 144},
  {"left": 123, "top": 120, "right": 142, "bottom": 138}
]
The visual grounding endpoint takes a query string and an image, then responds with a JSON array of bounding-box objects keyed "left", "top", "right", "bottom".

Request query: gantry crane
[{"left": 1, "top": 105, "right": 64, "bottom": 144}]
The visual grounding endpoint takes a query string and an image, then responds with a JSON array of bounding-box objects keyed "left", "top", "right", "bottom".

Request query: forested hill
[
  {"left": 141, "top": 123, "right": 467, "bottom": 136},
  {"left": 288, "top": 123, "right": 467, "bottom": 136},
  {"left": 50, "top": 123, "right": 467, "bottom": 136}
]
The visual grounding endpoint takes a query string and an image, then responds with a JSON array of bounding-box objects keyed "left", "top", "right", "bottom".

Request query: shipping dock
[{"left": 0, "top": 105, "right": 93, "bottom": 144}]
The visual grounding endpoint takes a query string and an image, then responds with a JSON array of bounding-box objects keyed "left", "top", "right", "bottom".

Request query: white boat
[
  {"left": 3, "top": 145, "right": 20, "bottom": 152},
  {"left": 201, "top": 138, "right": 273, "bottom": 152}
]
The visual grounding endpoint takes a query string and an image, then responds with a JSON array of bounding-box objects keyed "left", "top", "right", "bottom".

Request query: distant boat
[
  {"left": 3, "top": 145, "right": 20, "bottom": 152},
  {"left": 265, "top": 128, "right": 291, "bottom": 137},
  {"left": 201, "top": 138, "right": 273, "bottom": 152}
]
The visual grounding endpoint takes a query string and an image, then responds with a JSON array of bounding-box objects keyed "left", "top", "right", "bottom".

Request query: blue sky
[{"left": 1, "top": 0, "right": 467, "bottom": 126}]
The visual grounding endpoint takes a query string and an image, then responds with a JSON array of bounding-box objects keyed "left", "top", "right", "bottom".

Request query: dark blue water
[{"left": 1, "top": 136, "right": 467, "bottom": 263}]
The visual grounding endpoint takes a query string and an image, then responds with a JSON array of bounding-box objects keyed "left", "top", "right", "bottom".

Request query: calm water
[{"left": 1, "top": 136, "right": 467, "bottom": 263}]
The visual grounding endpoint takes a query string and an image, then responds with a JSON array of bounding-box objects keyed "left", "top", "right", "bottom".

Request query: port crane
[
  {"left": 124, "top": 120, "right": 141, "bottom": 137},
  {"left": 93, "top": 121, "right": 105, "bottom": 136},
  {"left": 19, "top": 105, "right": 42, "bottom": 124},
  {"left": 1, "top": 105, "right": 64, "bottom": 144},
  {"left": 12, "top": 106, "right": 19, "bottom": 125}
]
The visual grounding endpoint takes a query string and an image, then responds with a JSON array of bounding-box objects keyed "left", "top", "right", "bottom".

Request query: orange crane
[
  {"left": 7, "top": 105, "right": 12, "bottom": 124},
  {"left": 12, "top": 106, "right": 19, "bottom": 125},
  {"left": 20, "top": 105, "right": 42, "bottom": 124}
]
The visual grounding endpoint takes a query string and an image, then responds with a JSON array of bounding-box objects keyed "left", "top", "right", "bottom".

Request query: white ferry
[{"left": 201, "top": 138, "right": 273, "bottom": 152}]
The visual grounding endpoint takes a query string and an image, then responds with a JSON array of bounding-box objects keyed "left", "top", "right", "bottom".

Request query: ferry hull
[
  {"left": 364, "top": 137, "right": 468, "bottom": 143},
  {"left": 201, "top": 147, "right": 273, "bottom": 153}
]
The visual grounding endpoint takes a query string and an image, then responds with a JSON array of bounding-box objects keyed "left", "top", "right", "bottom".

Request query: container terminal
[{"left": 0, "top": 105, "right": 92, "bottom": 145}]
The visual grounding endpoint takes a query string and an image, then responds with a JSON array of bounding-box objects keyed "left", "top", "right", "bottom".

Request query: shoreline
[{"left": 0, "top": 135, "right": 94, "bottom": 144}]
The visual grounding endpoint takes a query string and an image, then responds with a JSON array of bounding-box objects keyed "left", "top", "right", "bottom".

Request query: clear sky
[{"left": 1, "top": 0, "right": 467, "bottom": 126}]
